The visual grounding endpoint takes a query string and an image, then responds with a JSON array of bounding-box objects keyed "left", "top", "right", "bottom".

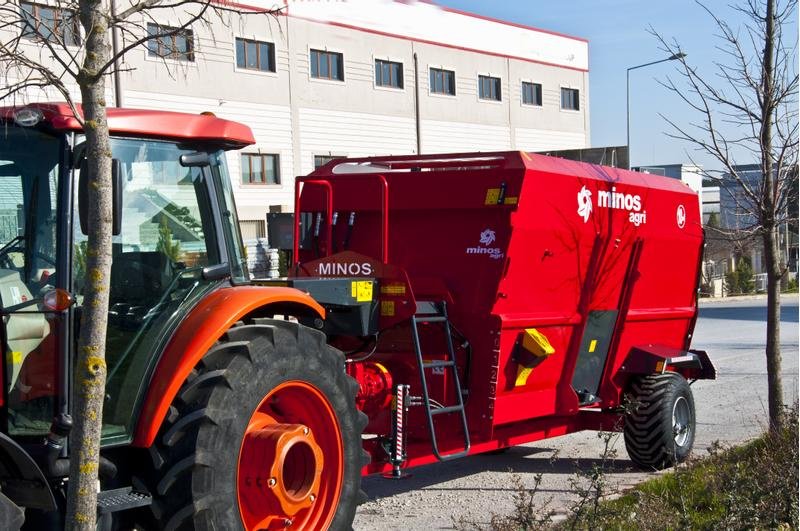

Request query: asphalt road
[{"left": 353, "top": 295, "right": 799, "bottom": 530}]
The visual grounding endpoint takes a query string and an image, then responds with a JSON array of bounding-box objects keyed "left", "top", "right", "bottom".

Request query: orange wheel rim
[{"left": 237, "top": 381, "right": 344, "bottom": 530}]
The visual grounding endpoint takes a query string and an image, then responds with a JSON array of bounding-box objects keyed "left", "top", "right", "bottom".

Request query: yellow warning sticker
[
  {"left": 380, "top": 283, "right": 406, "bottom": 296},
  {"left": 485, "top": 188, "right": 500, "bottom": 205},
  {"left": 351, "top": 281, "right": 373, "bottom": 302},
  {"left": 588, "top": 339, "right": 597, "bottom": 353},
  {"left": 381, "top": 300, "right": 395, "bottom": 317},
  {"left": 504, "top": 196, "right": 518, "bottom": 205}
]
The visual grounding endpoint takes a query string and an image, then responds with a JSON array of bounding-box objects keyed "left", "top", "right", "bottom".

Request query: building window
[
  {"left": 375, "top": 59, "right": 403, "bottom": 89},
  {"left": 314, "top": 155, "right": 341, "bottom": 170},
  {"left": 521, "top": 82, "right": 542, "bottom": 106},
  {"left": 239, "top": 219, "right": 266, "bottom": 240},
  {"left": 430, "top": 68, "right": 455, "bottom": 95},
  {"left": 20, "top": 1, "right": 80, "bottom": 46},
  {"left": 147, "top": 23, "right": 194, "bottom": 61},
  {"left": 242, "top": 153, "right": 280, "bottom": 184},
  {"left": 561, "top": 87, "right": 580, "bottom": 110},
  {"left": 479, "top": 75, "right": 501, "bottom": 101},
  {"left": 310, "top": 49, "right": 344, "bottom": 81},
  {"left": 236, "top": 38, "right": 275, "bottom": 72}
]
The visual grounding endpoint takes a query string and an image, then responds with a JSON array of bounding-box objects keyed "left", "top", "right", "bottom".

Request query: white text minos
[{"left": 598, "top": 187, "right": 647, "bottom": 226}]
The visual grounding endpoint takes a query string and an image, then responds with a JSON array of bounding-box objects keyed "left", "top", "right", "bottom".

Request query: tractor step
[
  {"left": 97, "top": 487, "right": 152, "bottom": 514},
  {"left": 411, "top": 300, "right": 471, "bottom": 462}
]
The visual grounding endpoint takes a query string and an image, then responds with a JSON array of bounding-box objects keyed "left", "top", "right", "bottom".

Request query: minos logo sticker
[
  {"left": 578, "top": 185, "right": 648, "bottom": 226},
  {"left": 577, "top": 186, "right": 592, "bottom": 222},
  {"left": 466, "top": 229, "right": 504, "bottom": 260},
  {"left": 676, "top": 204, "right": 686, "bottom": 228}
]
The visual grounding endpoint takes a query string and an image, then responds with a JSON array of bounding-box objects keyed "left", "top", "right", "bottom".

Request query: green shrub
[{"left": 725, "top": 256, "right": 755, "bottom": 294}]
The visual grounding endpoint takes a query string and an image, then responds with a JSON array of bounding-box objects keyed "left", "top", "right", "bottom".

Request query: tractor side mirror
[
  {"left": 79, "top": 159, "right": 122, "bottom": 236},
  {"left": 179, "top": 152, "right": 210, "bottom": 167}
]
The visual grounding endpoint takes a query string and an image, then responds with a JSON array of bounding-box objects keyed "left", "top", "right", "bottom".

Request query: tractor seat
[{"left": 0, "top": 269, "right": 51, "bottom": 390}]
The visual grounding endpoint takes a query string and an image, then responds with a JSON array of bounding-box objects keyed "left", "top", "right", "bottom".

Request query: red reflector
[{"left": 43, "top": 289, "right": 74, "bottom": 311}]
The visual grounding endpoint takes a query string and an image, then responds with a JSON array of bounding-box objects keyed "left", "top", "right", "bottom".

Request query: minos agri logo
[
  {"left": 466, "top": 229, "right": 504, "bottom": 260},
  {"left": 577, "top": 185, "right": 647, "bottom": 226}
]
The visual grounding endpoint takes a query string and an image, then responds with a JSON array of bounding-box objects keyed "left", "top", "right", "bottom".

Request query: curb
[{"left": 699, "top": 293, "right": 798, "bottom": 304}]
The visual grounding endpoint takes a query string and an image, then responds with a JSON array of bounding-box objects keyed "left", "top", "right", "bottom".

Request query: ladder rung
[
  {"left": 415, "top": 301, "right": 441, "bottom": 315},
  {"left": 416, "top": 316, "right": 447, "bottom": 323},
  {"left": 423, "top": 360, "right": 455, "bottom": 369},
  {"left": 430, "top": 405, "right": 464, "bottom": 416}
]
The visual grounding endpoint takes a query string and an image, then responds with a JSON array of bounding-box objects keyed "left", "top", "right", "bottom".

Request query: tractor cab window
[
  {"left": 72, "top": 138, "right": 224, "bottom": 441},
  {"left": 0, "top": 125, "right": 61, "bottom": 436}
]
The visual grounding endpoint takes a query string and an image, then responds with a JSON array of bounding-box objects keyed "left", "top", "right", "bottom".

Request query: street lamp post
[{"left": 626, "top": 52, "right": 686, "bottom": 168}]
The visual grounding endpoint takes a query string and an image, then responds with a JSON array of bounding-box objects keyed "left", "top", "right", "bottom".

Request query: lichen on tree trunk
[{"left": 65, "top": 0, "right": 113, "bottom": 528}]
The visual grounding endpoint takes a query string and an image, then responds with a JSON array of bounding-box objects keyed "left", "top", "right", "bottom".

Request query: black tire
[
  {"left": 623, "top": 372, "right": 695, "bottom": 469},
  {"left": 139, "top": 318, "right": 368, "bottom": 530}
]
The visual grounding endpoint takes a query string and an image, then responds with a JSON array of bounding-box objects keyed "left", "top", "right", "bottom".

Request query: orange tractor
[
  {"left": 0, "top": 104, "right": 712, "bottom": 529},
  {"left": 0, "top": 104, "right": 365, "bottom": 530}
]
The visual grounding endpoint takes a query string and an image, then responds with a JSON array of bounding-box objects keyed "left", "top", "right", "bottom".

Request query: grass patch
[{"left": 460, "top": 406, "right": 798, "bottom": 530}]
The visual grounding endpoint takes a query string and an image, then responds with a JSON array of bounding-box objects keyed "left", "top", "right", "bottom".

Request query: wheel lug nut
[
  {"left": 268, "top": 477, "right": 276, "bottom": 488},
  {"left": 309, "top": 494, "right": 316, "bottom": 502},
  {"left": 284, "top": 518, "right": 293, "bottom": 527},
  {"left": 303, "top": 427, "right": 309, "bottom": 435}
]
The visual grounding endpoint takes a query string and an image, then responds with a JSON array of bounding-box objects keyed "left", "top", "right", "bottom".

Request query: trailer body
[{"left": 288, "top": 151, "right": 712, "bottom": 474}]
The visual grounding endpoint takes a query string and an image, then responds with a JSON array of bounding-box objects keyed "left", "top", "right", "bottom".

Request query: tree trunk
[
  {"left": 65, "top": 0, "right": 113, "bottom": 528},
  {"left": 759, "top": 0, "right": 784, "bottom": 433},
  {"left": 763, "top": 226, "right": 784, "bottom": 431}
]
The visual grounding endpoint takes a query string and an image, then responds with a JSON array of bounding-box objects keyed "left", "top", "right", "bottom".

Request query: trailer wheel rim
[
  {"left": 237, "top": 380, "right": 344, "bottom": 530},
  {"left": 672, "top": 396, "right": 691, "bottom": 447}
]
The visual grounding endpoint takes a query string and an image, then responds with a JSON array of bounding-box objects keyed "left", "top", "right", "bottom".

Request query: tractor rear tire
[
  {"left": 623, "top": 372, "right": 695, "bottom": 469},
  {"left": 141, "top": 318, "right": 368, "bottom": 530}
]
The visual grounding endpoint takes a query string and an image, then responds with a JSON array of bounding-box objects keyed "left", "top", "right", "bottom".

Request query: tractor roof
[{"left": 1, "top": 102, "right": 255, "bottom": 148}]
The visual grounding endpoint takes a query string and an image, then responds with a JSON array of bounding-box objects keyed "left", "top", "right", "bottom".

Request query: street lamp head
[{"left": 669, "top": 52, "right": 687, "bottom": 60}]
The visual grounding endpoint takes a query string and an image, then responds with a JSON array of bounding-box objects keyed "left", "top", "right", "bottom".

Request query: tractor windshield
[{"left": 0, "top": 125, "right": 62, "bottom": 437}]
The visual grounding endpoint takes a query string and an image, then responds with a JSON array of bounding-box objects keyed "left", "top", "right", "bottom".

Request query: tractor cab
[{"left": 0, "top": 104, "right": 253, "bottom": 451}]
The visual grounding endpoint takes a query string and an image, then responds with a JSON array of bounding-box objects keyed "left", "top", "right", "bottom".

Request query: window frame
[
  {"left": 310, "top": 48, "right": 345, "bottom": 82},
  {"left": 19, "top": 1, "right": 80, "bottom": 47},
  {"left": 429, "top": 66, "right": 456, "bottom": 97},
  {"left": 521, "top": 81, "right": 543, "bottom": 107},
  {"left": 560, "top": 87, "right": 581, "bottom": 111},
  {"left": 241, "top": 153, "right": 281, "bottom": 186},
  {"left": 478, "top": 74, "right": 502, "bottom": 102},
  {"left": 313, "top": 154, "right": 345, "bottom": 171},
  {"left": 146, "top": 22, "right": 195, "bottom": 62},
  {"left": 374, "top": 58, "right": 404, "bottom": 90},
  {"left": 235, "top": 37, "right": 276, "bottom": 74}
]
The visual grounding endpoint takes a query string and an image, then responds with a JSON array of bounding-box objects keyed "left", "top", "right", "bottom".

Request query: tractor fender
[
  {"left": 132, "top": 285, "right": 325, "bottom": 447},
  {"left": 620, "top": 345, "right": 716, "bottom": 380},
  {"left": 0, "top": 432, "right": 56, "bottom": 512}
]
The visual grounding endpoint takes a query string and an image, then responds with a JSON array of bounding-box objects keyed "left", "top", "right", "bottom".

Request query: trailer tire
[
  {"left": 623, "top": 372, "right": 695, "bottom": 469},
  {"left": 140, "top": 318, "right": 368, "bottom": 530}
]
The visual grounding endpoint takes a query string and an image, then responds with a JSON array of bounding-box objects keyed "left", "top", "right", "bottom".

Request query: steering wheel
[
  {"left": 0, "top": 236, "right": 25, "bottom": 271},
  {"left": 0, "top": 237, "right": 57, "bottom": 287}
]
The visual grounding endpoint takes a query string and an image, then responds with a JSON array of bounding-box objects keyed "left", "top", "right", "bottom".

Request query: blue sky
[{"left": 436, "top": 0, "right": 776, "bottom": 171}]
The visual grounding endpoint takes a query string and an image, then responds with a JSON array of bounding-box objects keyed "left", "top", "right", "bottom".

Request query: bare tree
[
  {"left": 0, "top": 1, "right": 278, "bottom": 528},
  {"left": 652, "top": 0, "right": 798, "bottom": 430}
]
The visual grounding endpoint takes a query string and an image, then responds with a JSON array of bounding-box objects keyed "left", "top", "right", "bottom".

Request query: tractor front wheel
[
  {"left": 623, "top": 372, "right": 695, "bottom": 469},
  {"left": 143, "top": 319, "right": 367, "bottom": 530}
]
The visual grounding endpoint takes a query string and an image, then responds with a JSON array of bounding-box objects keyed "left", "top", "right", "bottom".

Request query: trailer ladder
[{"left": 410, "top": 301, "right": 471, "bottom": 461}]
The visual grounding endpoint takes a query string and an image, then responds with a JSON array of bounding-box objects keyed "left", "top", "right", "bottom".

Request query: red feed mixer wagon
[{"left": 278, "top": 150, "right": 715, "bottom": 480}]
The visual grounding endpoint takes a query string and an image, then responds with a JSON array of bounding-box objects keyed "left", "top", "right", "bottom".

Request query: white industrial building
[{"left": 4, "top": 0, "right": 591, "bottom": 238}]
